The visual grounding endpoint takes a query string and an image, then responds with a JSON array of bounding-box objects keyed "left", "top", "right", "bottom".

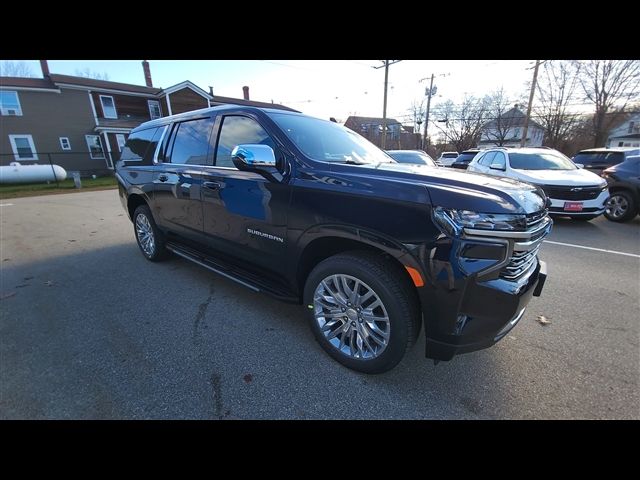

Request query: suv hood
[
  {"left": 330, "top": 162, "right": 546, "bottom": 215},
  {"left": 512, "top": 167, "right": 606, "bottom": 187}
]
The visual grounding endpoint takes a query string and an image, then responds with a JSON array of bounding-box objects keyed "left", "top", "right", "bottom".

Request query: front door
[
  {"left": 201, "top": 113, "right": 290, "bottom": 274},
  {"left": 152, "top": 115, "right": 215, "bottom": 244}
]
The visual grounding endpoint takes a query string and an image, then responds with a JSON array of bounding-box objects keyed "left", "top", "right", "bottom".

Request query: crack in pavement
[{"left": 193, "top": 281, "right": 215, "bottom": 346}]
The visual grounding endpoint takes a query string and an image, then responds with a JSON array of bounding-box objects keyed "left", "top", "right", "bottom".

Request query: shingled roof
[
  {"left": 0, "top": 76, "right": 58, "bottom": 89},
  {"left": 482, "top": 107, "right": 543, "bottom": 130},
  {"left": 210, "top": 95, "right": 298, "bottom": 112},
  {"left": 345, "top": 115, "right": 402, "bottom": 126},
  {"left": 48, "top": 74, "right": 162, "bottom": 95}
]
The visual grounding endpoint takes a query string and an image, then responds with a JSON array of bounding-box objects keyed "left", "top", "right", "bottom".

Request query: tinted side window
[
  {"left": 479, "top": 151, "right": 496, "bottom": 166},
  {"left": 215, "top": 116, "right": 275, "bottom": 168},
  {"left": 166, "top": 117, "right": 214, "bottom": 165},
  {"left": 120, "top": 128, "right": 158, "bottom": 163},
  {"left": 601, "top": 152, "right": 624, "bottom": 166}
]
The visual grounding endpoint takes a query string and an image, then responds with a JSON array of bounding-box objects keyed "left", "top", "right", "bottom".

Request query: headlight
[{"left": 433, "top": 207, "right": 527, "bottom": 236}]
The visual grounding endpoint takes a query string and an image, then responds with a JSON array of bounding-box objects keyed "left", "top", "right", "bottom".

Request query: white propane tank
[{"left": 0, "top": 162, "right": 68, "bottom": 184}]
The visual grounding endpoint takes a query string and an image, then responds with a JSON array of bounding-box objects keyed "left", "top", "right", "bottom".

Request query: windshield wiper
[{"left": 341, "top": 159, "right": 370, "bottom": 165}]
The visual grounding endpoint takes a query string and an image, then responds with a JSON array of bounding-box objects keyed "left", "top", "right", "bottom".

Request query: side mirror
[
  {"left": 231, "top": 144, "right": 276, "bottom": 170},
  {"left": 490, "top": 163, "right": 506, "bottom": 171},
  {"left": 574, "top": 163, "right": 584, "bottom": 169}
]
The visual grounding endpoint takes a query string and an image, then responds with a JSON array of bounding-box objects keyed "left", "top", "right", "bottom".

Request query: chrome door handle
[{"left": 203, "top": 181, "right": 221, "bottom": 190}]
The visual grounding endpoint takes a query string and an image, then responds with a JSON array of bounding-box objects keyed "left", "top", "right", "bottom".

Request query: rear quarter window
[{"left": 119, "top": 127, "right": 161, "bottom": 164}]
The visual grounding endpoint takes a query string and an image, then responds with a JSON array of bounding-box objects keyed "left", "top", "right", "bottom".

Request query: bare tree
[
  {"left": 0, "top": 60, "right": 35, "bottom": 77},
  {"left": 482, "top": 88, "right": 519, "bottom": 146},
  {"left": 431, "top": 95, "right": 488, "bottom": 152},
  {"left": 562, "top": 114, "right": 596, "bottom": 157},
  {"left": 534, "top": 61, "right": 580, "bottom": 149},
  {"left": 409, "top": 99, "right": 425, "bottom": 133},
  {"left": 574, "top": 60, "right": 640, "bottom": 147},
  {"left": 74, "top": 68, "right": 110, "bottom": 80}
]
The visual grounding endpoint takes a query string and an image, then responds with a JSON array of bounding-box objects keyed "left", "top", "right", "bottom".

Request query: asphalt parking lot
[{"left": 1, "top": 190, "right": 638, "bottom": 419}]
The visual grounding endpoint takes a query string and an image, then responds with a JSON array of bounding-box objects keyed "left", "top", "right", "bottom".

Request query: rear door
[
  {"left": 200, "top": 112, "right": 291, "bottom": 274},
  {"left": 152, "top": 115, "right": 215, "bottom": 244}
]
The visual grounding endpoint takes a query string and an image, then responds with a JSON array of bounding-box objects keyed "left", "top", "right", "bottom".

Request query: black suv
[
  {"left": 116, "top": 106, "right": 551, "bottom": 373},
  {"left": 572, "top": 147, "right": 640, "bottom": 174},
  {"left": 451, "top": 149, "right": 481, "bottom": 170}
]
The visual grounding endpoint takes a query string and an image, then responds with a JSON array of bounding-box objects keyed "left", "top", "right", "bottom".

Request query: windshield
[
  {"left": 509, "top": 151, "right": 577, "bottom": 170},
  {"left": 269, "top": 113, "right": 394, "bottom": 164},
  {"left": 387, "top": 151, "right": 436, "bottom": 166},
  {"left": 442, "top": 153, "right": 458, "bottom": 158}
]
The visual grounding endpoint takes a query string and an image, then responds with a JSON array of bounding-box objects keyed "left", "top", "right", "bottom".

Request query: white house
[
  {"left": 478, "top": 107, "right": 544, "bottom": 148},
  {"left": 607, "top": 113, "right": 640, "bottom": 148}
]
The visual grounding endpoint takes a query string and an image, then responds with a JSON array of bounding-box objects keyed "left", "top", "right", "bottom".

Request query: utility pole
[
  {"left": 423, "top": 74, "right": 434, "bottom": 150},
  {"left": 419, "top": 72, "right": 448, "bottom": 151},
  {"left": 374, "top": 60, "right": 401, "bottom": 149},
  {"left": 521, "top": 59, "right": 541, "bottom": 147}
]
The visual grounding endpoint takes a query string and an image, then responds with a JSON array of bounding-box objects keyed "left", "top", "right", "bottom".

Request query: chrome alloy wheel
[
  {"left": 605, "top": 194, "right": 629, "bottom": 219},
  {"left": 313, "top": 274, "right": 390, "bottom": 359},
  {"left": 135, "top": 213, "right": 155, "bottom": 257}
]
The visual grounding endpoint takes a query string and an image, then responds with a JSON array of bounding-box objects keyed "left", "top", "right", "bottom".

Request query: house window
[
  {"left": 9, "top": 134, "right": 37, "bottom": 160},
  {"left": 59, "top": 137, "right": 71, "bottom": 150},
  {"left": 99, "top": 95, "right": 117, "bottom": 119},
  {"left": 619, "top": 142, "right": 624, "bottom": 147},
  {"left": 629, "top": 122, "right": 635, "bottom": 134},
  {"left": 85, "top": 135, "right": 105, "bottom": 159},
  {"left": 116, "top": 134, "right": 127, "bottom": 152},
  {"left": 0, "top": 91, "right": 23, "bottom": 116},
  {"left": 148, "top": 100, "right": 161, "bottom": 120}
]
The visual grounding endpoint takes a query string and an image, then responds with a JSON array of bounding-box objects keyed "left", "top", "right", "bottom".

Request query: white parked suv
[
  {"left": 436, "top": 151, "right": 459, "bottom": 167},
  {"left": 467, "top": 147, "right": 609, "bottom": 220}
]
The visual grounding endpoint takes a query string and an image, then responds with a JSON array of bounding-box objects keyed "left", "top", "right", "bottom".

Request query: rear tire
[
  {"left": 133, "top": 205, "right": 169, "bottom": 261},
  {"left": 604, "top": 191, "right": 636, "bottom": 222},
  {"left": 303, "top": 251, "right": 421, "bottom": 374}
]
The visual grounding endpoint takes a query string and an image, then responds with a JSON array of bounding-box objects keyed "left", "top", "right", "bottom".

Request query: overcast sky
[{"left": 7, "top": 60, "right": 539, "bottom": 123}]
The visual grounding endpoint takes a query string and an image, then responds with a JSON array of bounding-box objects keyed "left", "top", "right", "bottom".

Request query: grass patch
[{"left": 0, "top": 176, "right": 118, "bottom": 199}]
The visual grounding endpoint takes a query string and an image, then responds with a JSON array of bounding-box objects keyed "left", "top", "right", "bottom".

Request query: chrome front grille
[
  {"left": 461, "top": 209, "right": 552, "bottom": 282},
  {"left": 526, "top": 210, "right": 547, "bottom": 228},
  {"left": 500, "top": 245, "right": 540, "bottom": 280}
]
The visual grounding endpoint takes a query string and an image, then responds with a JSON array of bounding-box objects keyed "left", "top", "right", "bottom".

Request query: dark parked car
[
  {"left": 451, "top": 149, "right": 481, "bottom": 170},
  {"left": 116, "top": 106, "right": 551, "bottom": 373},
  {"left": 602, "top": 155, "right": 640, "bottom": 222},
  {"left": 385, "top": 149, "right": 437, "bottom": 167},
  {"left": 572, "top": 147, "right": 640, "bottom": 175}
]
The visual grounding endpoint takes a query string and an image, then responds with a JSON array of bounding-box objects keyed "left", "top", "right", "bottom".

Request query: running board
[{"left": 165, "top": 242, "right": 299, "bottom": 303}]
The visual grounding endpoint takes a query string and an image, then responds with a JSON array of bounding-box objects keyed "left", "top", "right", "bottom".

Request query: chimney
[
  {"left": 209, "top": 86, "right": 214, "bottom": 96},
  {"left": 142, "top": 60, "right": 153, "bottom": 87},
  {"left": 242, "top": 86, "right": 250, "bottom": 100},
  {"left": 40, "top": 60, "right": 50, "bottom": 78}
]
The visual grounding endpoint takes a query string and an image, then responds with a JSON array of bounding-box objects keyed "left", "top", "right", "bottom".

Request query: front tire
[
  {"left": 303, "top": 251, "right": 421, "bottom": 374},
  {"left": 604, "top": 191, "right": 636, "bottom": 222},
  {"left": 133, "top": 205, "right": 168, "bottom": 261}
]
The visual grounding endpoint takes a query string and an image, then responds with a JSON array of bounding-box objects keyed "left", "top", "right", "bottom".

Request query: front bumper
[
  {"left": 416, "top": 214, "right": 552, "bottom": 361},
  {"left": 547, "top": 190, "right": 608, "bottom": 216},
  {"left": 421, "top": 260, "right": 546, "bottom": 360}
]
